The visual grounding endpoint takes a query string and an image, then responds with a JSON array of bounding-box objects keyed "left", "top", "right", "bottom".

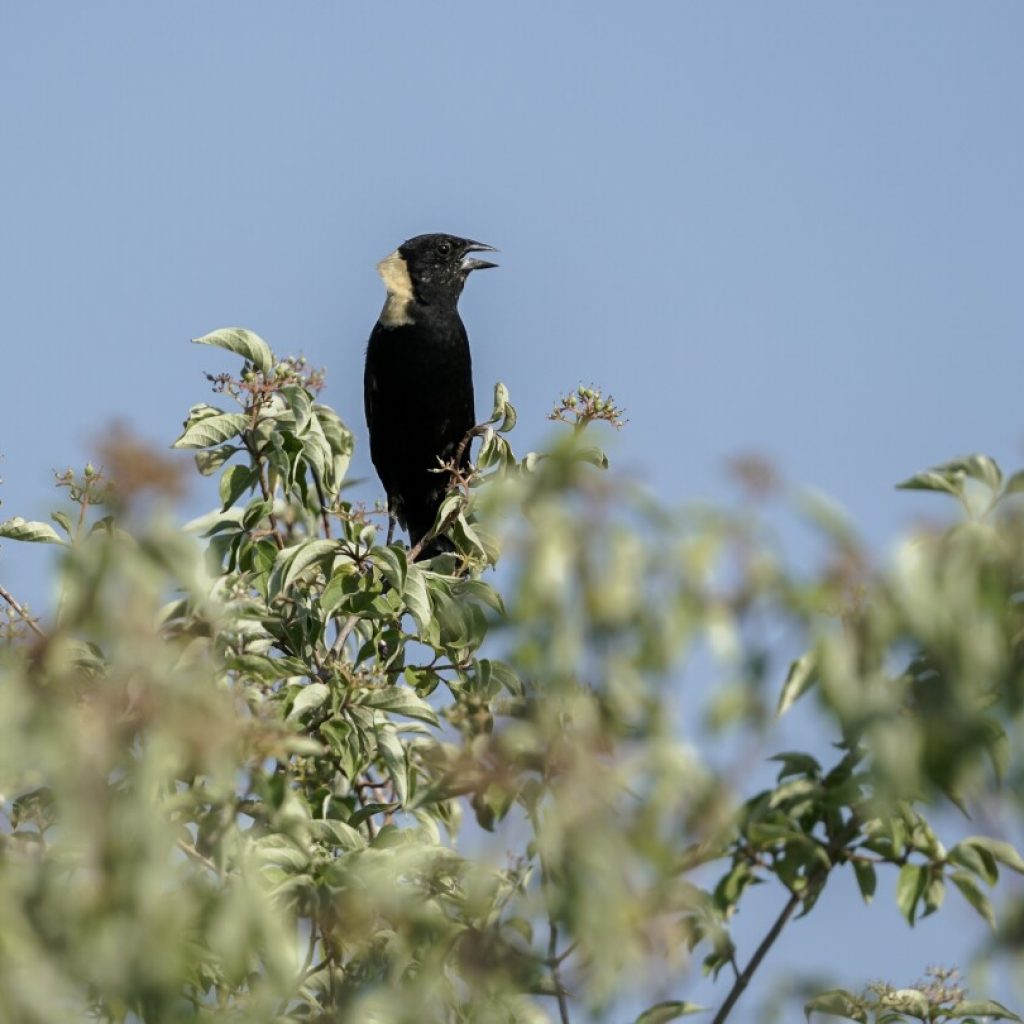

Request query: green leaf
[
  {"left": 804, "top": 989, "right": 867, "bottom": 1023},
  {"left": 226, "top": 653, "right": 290, "bottom": 682},
  {"left": 932, "top": 453, "right": 1002, "bottom": 491},
  {"left": 50, "top": 511, "right": 73, "bottom": 536},
  {"left": 269, "top": 539, "right": 337, "bottom": 598},
  {"left": 173, "top": 413, "right": 249, "bottom": 450},
  {"left": 896, "top": 470, "right": 963, "bottom": 496},
  {"left": 489, "top": 381, "right": 517, "bottom": 432},
  {"left": 356, "top": 687, "right": 439, "bottom": 726},
  {"left": 948, "top": 841, "right": 998, "bottom": 885},
  {"left": 314, "top": 404, "right": 355, "bottom": 466},
  {"left": 373, "top": 544, "right": 407, "bottom": 592},
  {"left": 633, "top": 1000, "right": 705, "bottom": 1024},
  {"left": 219, "top": 464, "right": 255, "bottom": 510},
  {"left": 1003, "top": 468, "right": 1024, "bottom": 497},
  {"left": 0, "top": 517, "right": 65, "bottom": 545},
  {"left": 951, "top": 1000, "right": 1022, "bottom": 1022},
  {"left": 280, "top": 384, "right": 313, "bottom": 433},
  {"left": 349, "top": 801, "right": 400, "bottom": 827},
  {"left": 767, "top": 776, "right": 819, "bottom": 809},
  {"left": 480, "top": 658, "right": 523, "bottom": 696},
  {"left": 895, "top": 863, "right": 926, "bottom": 925},
  {"left": 452, "top": 512, "right": 487, "bottom": 559},
  {"left": 403, "top": 565, "right": 431, "bottom": 632},
  {"left": 949, "top": 871, "right": 996, "bottom": 930},
  {"left": 777, "top": 654, "right": 816, "bottom": 716},
  {"left": 884, "top": 989, "right": 930, "bottom": 1018},
  {"left": 922, "top": 873, "right": 944, "bottom": 916},
  {"left": 852, "top": 860, "right": 876, "bottom": 904},
  {"left": 254, "top": 834, "right": 310, "bottom": 872},
  {"left": 308, "top": 818, "right": 366, "bottom": 852},
  {"left": 194, "top": 444, "right": 239, "bottom": 476},
  {"left": 320, "top": 566, "right": 364, "bottom": 619},
  {"left": 961, "top": 835, "right": 1024, "bottom": 874},
  {"left": 193, "top": 327, "right": 274, "bottom": 373},
  {"left": 375, "top": 723, "right": 409, "bottom": 805},
  {"left": 576, "top": 445, "right": 609, "bottom": 469},
  {"left": 770, "top": 751, "right": 822, "bottom": 779},
  {"left": 10, "top": 787, "right": 56, "bottom": 830},
  {"left": 490, "top": 381, "right": 510, "bottom": 419},
  {"left": 300, "top": 427, "right": 331, "bottom": 485},
  {"left": 286, "top": 682, "right": 330, "bottom": 722}
]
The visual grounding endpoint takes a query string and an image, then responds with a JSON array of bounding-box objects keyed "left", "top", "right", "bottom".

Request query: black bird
[{"left": 364, "top": 233, "right": 497, "bottom": 553}]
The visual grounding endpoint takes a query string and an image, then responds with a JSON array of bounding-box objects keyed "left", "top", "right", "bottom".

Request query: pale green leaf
[
  {"left": 193, "top": 327, "right": 274, "bottom": 373},
  {"left": 883, "top": 989, "right": 929, "bottom": 1017},
  {"left": 491, "top": 381, "right": 510, "bottom": 419},
  {"left": 373, "top": 544, "right": 407, "bottom": 591},
  {"left": 576, "top": 445, "right": 609, "bottom": 469},
  {"left": 219, "top": 464, "right": 255, "bottom": 510},
  {"left": 194, "top": 444, "right": 239, "bottom": 476},
  {"left": 489, "top": 381, "right": 517, "bottom": 432},
  {"left": 403, "top": 565, "right": 431, "bottom": 632},
  {"left": 375, "top": 723, "right": 409, "bottom": 805},
  {"left": 1003, "top": 468, "right": 1024, "bottom": 497},
  {"left": 452, "top": 512, "right": 487, "bottom": 558},
  {"left": 357, "top": 687, "right": 439, "bottom": 726},
  {"left": 852, "top": 860, "right": 876, "bottom": 904},
  {"left": 895, "top": 863, "right": 925, "bottom": 925},
  {"left": 952, "top": 999, "right": 1022, "bottom": 1021},
  {"left": 949, "top": 871, "right": 996, "bottom": 930},
  {"left": 173, "top": 413, "right": 249, "bottom": 450},
  {"left": 804, "top": 989, "right": 867, "bottom": 1022},
  {"left": 896, "top": 470, "right": 962, "bottom": 496},
  {"left": 50, "top": 511, "right": 73, "bottom": 536},
  {"left": 308, "top": 818, "right": 366, "bottom": 852},
  {"left": 777, "top": 653, "right": 816, "bottom": 716},
  {"left": 286, "top": 683, "right": 330, "bottom": 722},
  {"left": 0, "top": 517, "right": 65, "bottom": 545},
  {"left": 633, "top": 1000, "right": 705, "bottom": 1024},
  {"left": 962, "top": 835, "right": 1024, "bottom": 874},
  {"left": 254, "top": 835, "right": 310, "bottom": 872},
  {"left": 931, "top": 453, "right": 1002, "bottom": 491},
  {"left": 269, "top": 539, "right": 338, "bottom": 598}
]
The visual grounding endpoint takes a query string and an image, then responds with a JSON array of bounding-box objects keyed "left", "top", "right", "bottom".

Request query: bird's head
[{"left": 377, "top": 233, "right": 498, "bottom": 313}]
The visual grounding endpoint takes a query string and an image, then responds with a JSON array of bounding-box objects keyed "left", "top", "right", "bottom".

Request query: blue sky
[{"left": 2, "top": 1, "right": 1023, "bottom": 1016}]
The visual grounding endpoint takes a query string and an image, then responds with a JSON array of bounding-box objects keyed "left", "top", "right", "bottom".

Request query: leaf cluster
[{"left": 0, "top": 330, "right": 1022, "bottom": 1023}]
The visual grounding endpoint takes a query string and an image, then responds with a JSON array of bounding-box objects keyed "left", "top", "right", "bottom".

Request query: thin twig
[
  {"left": 313, "top": 475, "right": 332, "bottom": 539},
  {"left": 453, "top": 423, "right": 487, "bottom": 470},
  {"left": 711, "top": 890, "right": 801, "bottom": 1024},
  {"left": 241, "top": 423, "right": 284, "bottom": 549},
  {"left": 547, "top": 941, "right": 578, "bottom": 967},
  {"left": 301, "top": 920, "right": 319, "bottom": 977},
  {"left": 176, "top": 837, "right": 219, "bottom": 875},
  {"left": 407, "top": 504, "right": 462, "bottom": 563},
  {"left": 727, "top": 952, "right": 741, "bottom": 982},
  {"left": 0, "top": 584, "right": 46, "bottom": 639},
  {"left": 528, "top": 804, "right": 572, "bottom": 1024},
  {"left": 330, "top": 614, "right": 359, "bottom": 659},
  {"left": 549, "top": 919, "right": 571, "bottom": 1024}
]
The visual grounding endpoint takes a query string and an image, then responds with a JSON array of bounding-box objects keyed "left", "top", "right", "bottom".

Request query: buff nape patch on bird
[{"left": 376, "top": 250, "right": 416, "bottom": 327}]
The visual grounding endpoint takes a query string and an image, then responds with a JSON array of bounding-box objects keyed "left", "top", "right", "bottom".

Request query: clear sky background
[{"left": 2, "top": 2, "right": 1023, "bottom": 1019}]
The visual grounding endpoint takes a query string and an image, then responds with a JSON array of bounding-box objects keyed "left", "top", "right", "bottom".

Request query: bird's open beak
[{"left": 461, "top": 240, "right": 499, "bottom": 272}]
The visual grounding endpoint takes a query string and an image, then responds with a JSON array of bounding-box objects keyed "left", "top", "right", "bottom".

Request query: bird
[{"left": 363, "top": 232, "right": 498, "bottom": 555}]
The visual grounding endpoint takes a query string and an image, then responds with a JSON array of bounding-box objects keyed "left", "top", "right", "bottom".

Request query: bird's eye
[{"left": 436, "top": 240, "right": 452, "bottom": 257}]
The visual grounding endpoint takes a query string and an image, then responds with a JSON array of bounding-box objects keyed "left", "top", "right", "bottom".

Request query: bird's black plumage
[{"left": 364, "top": 233, "right": 497, "bottom": 552}]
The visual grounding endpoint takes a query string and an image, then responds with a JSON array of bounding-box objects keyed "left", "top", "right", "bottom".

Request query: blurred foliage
[{"left": 1, "top": 328, "right": 1023, "bottom": 1023}]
